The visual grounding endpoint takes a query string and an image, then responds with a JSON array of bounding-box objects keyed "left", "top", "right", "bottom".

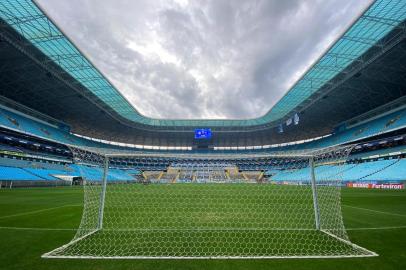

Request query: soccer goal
[{"left": 43, "top": 146, "right": 377, "bottom": 259}]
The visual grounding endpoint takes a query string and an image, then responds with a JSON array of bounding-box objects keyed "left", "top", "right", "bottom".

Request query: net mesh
[{"left": 43, "top": 146, "right": 376, "bottom": 258}]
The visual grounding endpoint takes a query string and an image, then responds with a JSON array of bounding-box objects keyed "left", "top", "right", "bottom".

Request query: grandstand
[{"left": 0, "top": 0, "right": 406, "bottom": 264}]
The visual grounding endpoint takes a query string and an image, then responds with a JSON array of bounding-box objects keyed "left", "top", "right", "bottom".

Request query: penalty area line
[
  {"left": 0, "top": 226, "right": 76, "bottom": 231},
  {"left": 0, "top": 204, "right": 81, "bottom": 220},
  {"left": 342, "top": 204, "right": 406, "bottom": 218},
  {"left": 346, "top": 225, "right": 406, "bottom": 231}
]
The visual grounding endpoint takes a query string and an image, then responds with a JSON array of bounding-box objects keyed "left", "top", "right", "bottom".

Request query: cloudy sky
[{"left": 37, "top": 0, "right": 372, "bottom": 120}]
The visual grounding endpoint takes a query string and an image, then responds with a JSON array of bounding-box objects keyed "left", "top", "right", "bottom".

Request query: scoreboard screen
[{"left": 194, "top": 128, "right": 212, "bottom": 139}]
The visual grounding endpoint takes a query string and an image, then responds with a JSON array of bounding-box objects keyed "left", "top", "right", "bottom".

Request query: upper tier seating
[
  {"left": 1, "top": 106, "right": 406, "bottom": 153},
  {"left": 279, "top": 109, "right": 406, "bottom": 151},
  {"left": 0, "top": 108, "right": 122, "bottom": 150}
]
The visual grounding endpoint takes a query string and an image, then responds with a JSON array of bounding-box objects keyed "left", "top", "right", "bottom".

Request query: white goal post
[{"left": 43, "top": 146, "right": 377, "bottom": 259}]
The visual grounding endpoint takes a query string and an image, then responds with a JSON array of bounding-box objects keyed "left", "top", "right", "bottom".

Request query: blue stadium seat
[{"left": 0, "top": 166, "right": 42, "bottom": 180}]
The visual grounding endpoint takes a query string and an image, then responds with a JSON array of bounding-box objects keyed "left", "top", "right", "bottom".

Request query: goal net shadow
[{"left": 43, "top": 146, "right": 377, "bottom": 259}]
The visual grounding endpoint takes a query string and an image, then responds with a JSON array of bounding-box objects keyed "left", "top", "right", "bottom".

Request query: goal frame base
[{"left": 42, "top": 228, "right": 378, "bottom": 259}]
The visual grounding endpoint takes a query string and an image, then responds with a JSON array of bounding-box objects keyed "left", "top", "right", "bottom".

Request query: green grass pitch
[
  {"left": 0, "top": 186, "right": 405, "bottom": 269},
  {"left": 52, "top": 184, "right": 368, "bottom": 258}
]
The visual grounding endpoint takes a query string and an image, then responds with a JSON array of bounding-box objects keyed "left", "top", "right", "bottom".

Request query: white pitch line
[
  {"left": 342, "top": 204, "right": 406, "bottom": 218},
  {"left": 0, "top": 204, "right": 81, "bottom": 220},
  {"left": 346, "top": 225, "right": 406, "bottom": 230},
  {"left": 0, "top": 226, "right": 76, "bottom": 231},
  {"left": 0, "top": 225, "right": 405, "bottom": 232}
]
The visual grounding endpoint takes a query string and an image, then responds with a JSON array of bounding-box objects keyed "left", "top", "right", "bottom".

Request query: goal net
[{"left": 43, "top": 146, "right": 377, "bottom": 259}]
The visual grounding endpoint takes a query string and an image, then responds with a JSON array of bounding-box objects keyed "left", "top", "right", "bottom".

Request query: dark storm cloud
[{"left": 36, "top": 0, "right": 372, "bottom": 119}]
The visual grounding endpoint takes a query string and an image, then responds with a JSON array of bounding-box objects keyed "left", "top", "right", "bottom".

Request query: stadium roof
[
  {"left": 1, "top": 0, "right": 405, "bottom": 128},
  {"left": 0, "top": 0, "right": 406, "bottom": 147}
]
